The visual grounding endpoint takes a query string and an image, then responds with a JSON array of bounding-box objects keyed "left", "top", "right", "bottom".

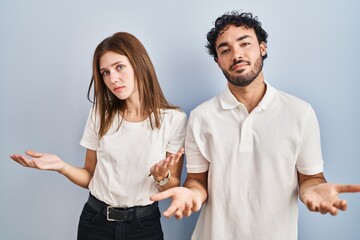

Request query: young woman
[{"left": 10, "top": 32, "right": 187, "bottom": 240}]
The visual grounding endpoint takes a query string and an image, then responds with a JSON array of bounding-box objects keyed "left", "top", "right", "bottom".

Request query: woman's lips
[{"left": 113, "top": 86, "right": 125, "bottom": 92}]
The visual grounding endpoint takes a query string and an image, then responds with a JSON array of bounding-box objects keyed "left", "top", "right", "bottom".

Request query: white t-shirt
[
  {"left": 80, "top": 108, "right": 187, "bottom": 207},
  {"left": 186, "top": 83, "right": 324, "bottom": 240}
]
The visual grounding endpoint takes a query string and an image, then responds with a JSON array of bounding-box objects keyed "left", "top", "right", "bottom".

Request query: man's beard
[{"left": 222, "top": 55, "right": 263, "bottom": 87}]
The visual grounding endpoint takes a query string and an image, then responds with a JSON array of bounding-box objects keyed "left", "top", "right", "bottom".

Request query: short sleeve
[
  {"left": 296, "top": 105, "right": 324, "bottom": 175},
  {"left": 185, "top": 111, "right": 210, "bottom": 173},
  {"left": 166, "top": 111, "right": 187, "bottom": 154},
  {"left": 80, "top": 108, "right": 100, "bottom": 151}
]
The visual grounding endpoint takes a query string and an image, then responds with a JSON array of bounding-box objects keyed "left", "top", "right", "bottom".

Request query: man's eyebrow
[
  {"left": 237, "top": 35, "right": 251, "bottom": 42},
  {"left": 217, "top": 35, "right": 252, "bottom": 50}
]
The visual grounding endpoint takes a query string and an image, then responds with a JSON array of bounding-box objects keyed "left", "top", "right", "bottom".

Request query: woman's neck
[{"left": 123, "top": 99, "right": 147, "bottom": 122}]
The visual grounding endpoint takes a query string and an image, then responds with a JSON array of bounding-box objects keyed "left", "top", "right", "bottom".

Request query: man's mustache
[{"left": 230, "top": 60, "right": 250, "bottom": 71}]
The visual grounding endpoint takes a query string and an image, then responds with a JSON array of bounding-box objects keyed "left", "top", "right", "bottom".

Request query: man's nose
[{"left": 232, "top": 47, "right": 243, "bottom": 62}]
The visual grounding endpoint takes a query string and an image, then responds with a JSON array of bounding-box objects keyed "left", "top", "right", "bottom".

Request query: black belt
[{"left": 86, "top": 194, "right": 158, "bottom": 221}]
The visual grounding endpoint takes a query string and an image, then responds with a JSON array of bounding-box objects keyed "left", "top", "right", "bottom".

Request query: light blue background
[{"left": 1, "top": 0, "right": 359, "bottom": 239}]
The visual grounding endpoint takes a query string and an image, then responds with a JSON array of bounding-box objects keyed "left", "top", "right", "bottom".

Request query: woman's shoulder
[{"left": 159, "top": 108, "right": 187, "bottom": 122}]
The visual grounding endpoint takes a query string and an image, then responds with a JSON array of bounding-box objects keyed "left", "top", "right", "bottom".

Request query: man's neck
[{"left": 228, "top": 74, "right": 266, "bottom": 113}]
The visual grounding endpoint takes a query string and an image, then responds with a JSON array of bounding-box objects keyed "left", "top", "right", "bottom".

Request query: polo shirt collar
[
  {"left": 219, "top": 86, "right": 241, "bottom": 109},
  {"left": 219, "top": 81, "right": 277, "bottom": 111}
]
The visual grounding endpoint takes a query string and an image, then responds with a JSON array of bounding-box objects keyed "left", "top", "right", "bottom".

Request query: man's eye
[
  {"left": 221, "top": 49, "right": 230, "bottom": 55},
  {"left": 241, "top": 42, "right": 251, "bottom": 47}
]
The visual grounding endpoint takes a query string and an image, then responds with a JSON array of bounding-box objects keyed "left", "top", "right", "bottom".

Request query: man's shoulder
[
  {"left": 276, "top": 89, "right": 310, "bottom": 108},
  {"left": 271, "top": 88, "right": 314, "bottom": 117},
  {"left": 190, "top": 95, "right": 220, "bottom": 116}
]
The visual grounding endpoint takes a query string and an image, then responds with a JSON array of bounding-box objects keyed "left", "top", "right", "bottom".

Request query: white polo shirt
[
  {"left": 186, "top": 83, "right": 323, "bottom": 240},
  {"left": 80, "top": 108, "right": 187, "bottom": 207}
]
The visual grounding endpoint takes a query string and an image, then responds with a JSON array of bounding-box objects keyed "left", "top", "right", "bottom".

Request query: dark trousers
[{"left": 77, "top": 199, "right": 164, "bottom": 240}]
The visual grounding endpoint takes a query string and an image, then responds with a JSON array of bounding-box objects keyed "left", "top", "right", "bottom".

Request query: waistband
[{"left": 86, "top": 193, "right": 158, "bottom": 221}]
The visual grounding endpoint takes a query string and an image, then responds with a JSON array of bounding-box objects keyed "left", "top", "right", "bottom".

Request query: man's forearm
[
  {"left": 184, "top": 177, "right": 208, "bottom": 203},
  {"left": 298, "top": 172, "right": 327, "bottom": 201}
]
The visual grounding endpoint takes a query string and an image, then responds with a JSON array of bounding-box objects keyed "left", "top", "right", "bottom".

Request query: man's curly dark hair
[{"left": 206, "top": 11, "right": 268, "bottom": 60}]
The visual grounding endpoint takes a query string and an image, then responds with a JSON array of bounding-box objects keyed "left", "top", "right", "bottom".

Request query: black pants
[{"left": 77, "top": 200, "right": 164, "bottom": 240}]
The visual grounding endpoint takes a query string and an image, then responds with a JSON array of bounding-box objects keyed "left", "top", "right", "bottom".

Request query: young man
[{"left": 151, "top": 11, "right": 360, "bottom": 240}]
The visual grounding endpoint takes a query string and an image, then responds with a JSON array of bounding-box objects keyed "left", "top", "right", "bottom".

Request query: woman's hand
[
  {"left": 10, "top": 150, "right": 66, "bottom": 173},
  {"left": 149, "top": 148, "right": 184, "bottom": 181}
]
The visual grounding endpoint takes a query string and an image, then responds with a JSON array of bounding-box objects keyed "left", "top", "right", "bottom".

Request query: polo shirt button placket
[{"left": 239, "top": 116, "right": 253, "bottom": 152}]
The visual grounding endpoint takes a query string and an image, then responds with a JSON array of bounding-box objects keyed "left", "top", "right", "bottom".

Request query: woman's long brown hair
[{"left": 87, "top": 32, "right": 178, "bottom": 138}]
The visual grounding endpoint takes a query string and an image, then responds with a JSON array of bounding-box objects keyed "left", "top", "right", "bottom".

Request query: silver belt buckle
[{"left": 106, "top": 206, "right": 117, "bottom": 221}]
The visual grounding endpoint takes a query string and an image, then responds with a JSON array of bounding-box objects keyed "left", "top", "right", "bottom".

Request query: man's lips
[{"left": 230, "top": 61, "right": 250, "bottom": 71}]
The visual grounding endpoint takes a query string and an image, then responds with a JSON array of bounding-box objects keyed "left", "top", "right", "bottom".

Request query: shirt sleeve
[
  {"left": 80, "top": 108, "right": 100, "bottom": 151},
  {"left": 296, "top": 105, "right": 324, "bottom": 175},
  {"left": 166, "top": 111, "right": 187, "bottom": 154},
  {"left": 185, "top": 111, "right": 210, "bottom": 173}
]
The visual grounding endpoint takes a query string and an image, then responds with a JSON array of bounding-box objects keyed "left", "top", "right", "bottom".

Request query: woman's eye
[
  {"left": 116, "top": 65, "right": 124, "bottom": 71},
  {"left": 101, "top": 70, "right": 109, "bottom": 76}
]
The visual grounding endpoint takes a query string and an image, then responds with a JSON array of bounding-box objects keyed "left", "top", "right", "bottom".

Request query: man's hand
[
  {"left": 150, "top": 186, "right": 203, "bottom": 219},
  {"left": 301, "top": 183, "right": 360, "bottom": 215}
]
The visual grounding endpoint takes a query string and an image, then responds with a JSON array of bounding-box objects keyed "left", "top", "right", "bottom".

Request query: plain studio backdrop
[{"left": 1, "top": 0, "right": 359, "bottom": 239}]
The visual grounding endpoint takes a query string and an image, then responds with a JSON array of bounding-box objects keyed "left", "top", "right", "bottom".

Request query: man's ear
[
  {"left": 260, "top": 42, "right": 267, "bottom": 57},
  {"left": 214, "top": 57, "right": 221, "bottom": 68}
]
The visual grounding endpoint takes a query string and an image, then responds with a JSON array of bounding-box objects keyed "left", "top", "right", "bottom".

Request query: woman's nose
[{"left": 109, "top": 71, "right": 119, "bottom": 83}]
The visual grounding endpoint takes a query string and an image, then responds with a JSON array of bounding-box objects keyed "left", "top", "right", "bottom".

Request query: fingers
[
  {"left": 150, "top": 188, "right": 175, "bottom": 202},
  {"left": 151, "top": 151, "right": 183, "bottom": 179},
  {"left": 182, "top": 199, "right": 201, "bottom": 217},
  {"left": 151, "top": 186, "right": 200, "bottom": 219},
  {"left": 165, "top": 154, "right": 177, "bottom": 167},
  {"left": 151, "top": 160, "right": 171, "bottom": 180},
  {"left": 10, "top": 154, "right": 25, "bottom": 166},
  {"left": 163, "top": 149, "right": 184, "bottom": 169},
  {"left": 174, "top": 148, "right": 185, "bottom": 162},
  {"left": 307, "top": 200, "right": 337, "bottom": 215},
  {"left": 192, "top": 198, "right": 202, "bottom": 212},
  {"left": 183, "top": 202, "right": 193, "bottom": 217},
  {"left": 306, "top": 199, "right": 347, "bottom": 216},
  {"left": 333, "top": 199, "right": 347, "bottom": 211},
  {"left": 164, "top": 200, "right": 192, "bottom": 219},
  {"left": 335, "top": 184, "right": 360, "bottom": 193},
  {"left": 173, "top": 203, "right": 186, "bottom": 219},
  {"left": 11, "top": 150, "right": 42, "bottom": 167},
  {"left": 174, "top": 210, "right": 184, "bottom": 219},
  {"left": 152, "top": 149, "right": 184, "bottom": 173},
  {"left": 319, "top": 202, "right": 338, "bottom": 215},
  {"left": 25, "top": 150, "right": 43, "bottom": 158},
  {"left": 171, "top": 148, "right": 184, "bottom": 155},
  {"left": 163, "top": 201, "right": 181, "bottom": 218},
  {"left": 158, "top": 157, "right": 172, "bottom": 170},
  {"left": 152, "top": 195, "right": 186, "bottom": 219},
  {"left": 154, "top": 159, "right": 168, "bottom": 173},
  {"left": 305, "top": 200, "right": 318, "bottom": 212},
  {"left": 163, "top": 149, "right": 184, "bottom": 166},
  {"left": 10, "top": 154, "right": 36, "bottom": 168}
]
